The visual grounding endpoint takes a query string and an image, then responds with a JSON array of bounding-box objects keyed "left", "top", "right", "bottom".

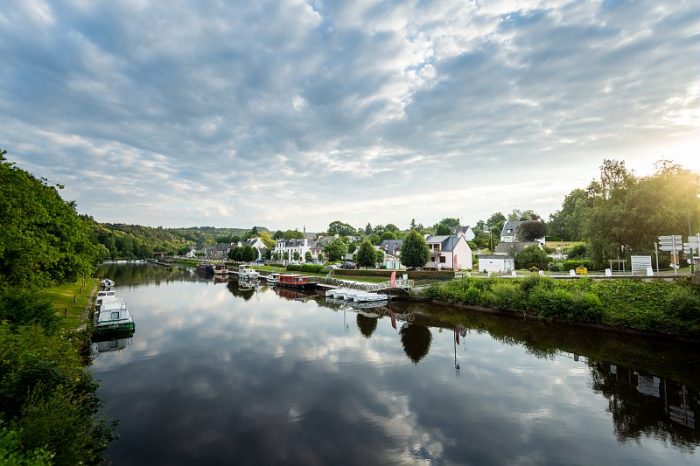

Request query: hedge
[{"left": 332, "top": 269, "right": 455, "bottom": 280}]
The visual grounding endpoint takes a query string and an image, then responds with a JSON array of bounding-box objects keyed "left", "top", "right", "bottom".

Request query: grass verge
[{"left": 37, "top": 277, "right": 98, "bottom": 331}]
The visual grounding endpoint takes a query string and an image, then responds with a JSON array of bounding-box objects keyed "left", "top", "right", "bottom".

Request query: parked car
[{"left": 341, "top": 261, "right": 356, "bottom": 269}]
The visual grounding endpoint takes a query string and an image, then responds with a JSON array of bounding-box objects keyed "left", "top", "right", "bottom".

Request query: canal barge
[
  {"left": 277, "top": 274, "right": 317, "bottom": 290},
  {"left": 213, "top": 264, "right": 230, "bottom": 275},
  {"left": 238, "top": 264, "right": 259, "bottom": 280},
  {"left": 196, "top": 263, "right": 214, "bottom": 275}
]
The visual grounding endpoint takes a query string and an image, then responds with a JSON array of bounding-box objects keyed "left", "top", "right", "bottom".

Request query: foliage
[
  {"left": 0, "top": 323, "right": 114, "bottom": 464},
  {"left": 0, "top": 150, "right": 99, "bottom": 288},
  {"left": 229, "top": 245, "right": 256, "bottom": 262},
  {"left": 0, "top": 290, "right": 57, "bottom": 333},
  {"left": 282, "top": 229, "right": 304, "bottom": 240},
  {"left": 356, "top": 240, "right": 377, "bottom": 268},
  {"left": 562, "top": 259, "right": 592, "bottom": 270},
  {"left": 425, "top": 277, "right": 700, "bottom": 337},
  {"left": 304, "top": 251, "right": 313, "bottom": 262},
  {"left": 517, "top": 221, "right": 547, "bottom": 242},
  {"left": 93, "top": 223, "right": 189, "bottom": 259},
  {"left": 401, "top": 230, "right": 429, "bottom": 268},
  {"left": 435, "top": 223, "right": 452, "bottom": 235},
  {"left": 507, "top": 209, "right": 541, "bottom": 222},
  {"left": 566, "top": 243, "right": 588, "bottom": 259},
  {"left": 0, "top": 427, "right": 53, "bottom": 466},
  {"left": 400, "top": 325, "right": 432, "bottom": 363},
  {"left": 324, "top": 238, "right": 348, "bottom": 262},
  {"left": 547, "top": 189, "right": 589, "bottom": 241},
  {"left": 259, "top": 231, "right": 276, "bottom": 249},
  {"left": 515, "top": 245, "right": 550, "bottom": 270},
  {"left": 327, "top": 221, "right": 356, "bottom": 237},
  {"left": 374, "top": 249, "right": 385, "bottom": 265},
  {"left": 380, "top": 231, "right": 397, "bottom": 240}
]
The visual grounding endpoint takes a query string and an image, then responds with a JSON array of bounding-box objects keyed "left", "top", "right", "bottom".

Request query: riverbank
[
  {"left": 253, "top": 265, "right": 388, "bottom": 283},
  {"left": 37, "top": 277, "right": 99, "bottom": 330},
  {"left": 423, "top": 276, "right": 700, "bottom": 339}
]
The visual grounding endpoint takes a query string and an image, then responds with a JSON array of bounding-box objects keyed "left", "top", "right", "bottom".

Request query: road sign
[{"left": 658, "top": 234, "right": 683, "bottom": 252}]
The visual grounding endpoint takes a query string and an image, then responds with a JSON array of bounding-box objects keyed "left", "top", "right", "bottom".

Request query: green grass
[{"left": 37, "top": 277, "right": 98, "bottom": 330}]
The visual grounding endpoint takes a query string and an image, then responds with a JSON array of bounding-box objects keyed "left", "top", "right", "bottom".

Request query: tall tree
[
  {"left": 324, "top": 238, "right": 348, "bottom": 261},
  {"left": 356, "top": 240, "right": 377, "bottom": 268},
  {"left": 401, "top": 230, "right": 429, "bottom": 268}
]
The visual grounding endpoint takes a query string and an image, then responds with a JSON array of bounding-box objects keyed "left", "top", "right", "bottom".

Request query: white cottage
[{"left": 425, "top": 235, "right": 472, "bottom": 271}]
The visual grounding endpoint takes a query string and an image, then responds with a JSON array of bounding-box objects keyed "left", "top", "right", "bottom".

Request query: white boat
[
  {"left": 353, "top": 292, "right": 389, "bottom": 303},
  {"left": 265, "top": 273, "right": 280, "bottom": 284},
  {"left": 95, "top": 295, "right": 121, "bottom": 312},
  {"left": 96, "top": 290, "right": 117, "bottom": 306},
  {"left": 93, "top": 300, "right": 135, "bottom": 335},
  {"left": 238, "top": 264, "right": 259, "bottom": 280},
  {"left": 100, "top": 278, "right": 115, "bottom": 288}
]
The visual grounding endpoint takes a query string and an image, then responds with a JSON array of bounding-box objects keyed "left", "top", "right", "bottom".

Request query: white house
[
  {"left": 425, "top": 235, "right": 472, "bottom": 271},
  {"left": 478, "top": 254, "right": 515, "bottom": 274},
  {"left": 273, "top": 238, "right": 310, "bottom": 261}
]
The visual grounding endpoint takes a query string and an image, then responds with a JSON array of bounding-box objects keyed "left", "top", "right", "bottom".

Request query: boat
[
  {"left": 93, "top": 299, "right": 135, "bottom": 336},
  {"left": 265, "top": 273, "right": 280, "bottom": 284},
  {"left": 95, "top": 290, "right": 116, "bottom": 307},
  {"left": 238, "top": 264, "right": 259, "bottom": 280},
  {"left": 277, "top": 274, "right": 317, "bottom": 289},
  {"left": 196, "top": 263, "right": 214, "bottom": 275},
  {"left": 100, "top": 278, "right": 115, "bottom": 289},
  {"left": 95, "top": 295, "right": 121, "bottom": 312},
  {"left": 213, "top": 264, "right": 230, "bottom": 275},
  {"left": 353, "top": 292, "right": 389, "bottom": 303}
]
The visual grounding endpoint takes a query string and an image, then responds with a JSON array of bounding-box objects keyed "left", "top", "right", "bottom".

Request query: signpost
[
  {"left": 684, "top": 233, "right": 700, "bottom": 274},
  {"left": 658, "top": 235, "right": 683, "bottom": 275}
]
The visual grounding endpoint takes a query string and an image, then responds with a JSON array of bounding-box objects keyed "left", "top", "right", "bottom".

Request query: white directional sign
[
  {"left": 684, "top": 234, "right": 700, "bottom": 255},
  {"left": 658, "top": 234, "right": 683, "bottom": 252}
]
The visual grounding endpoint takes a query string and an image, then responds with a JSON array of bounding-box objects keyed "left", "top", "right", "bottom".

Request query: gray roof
[
  {"left": 495, "top": 241, "right": 537, "bottom": 255},
  {"left": 380, "top": 239, "right": 403, "bottom": 256},
  {"left": 454, "top": 225, "right": 471, "bottom": 234},
  {"left": 500, "top": 221, "right": 524, "bottom": 236},
  {"left": 426, "top": 235, "right": 463, "bottom": 252}
]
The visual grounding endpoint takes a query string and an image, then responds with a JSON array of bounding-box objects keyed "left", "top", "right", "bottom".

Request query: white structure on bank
[
  {"left": 425, "top": 235, "right": 472, "bottom": 271},
  {"left": 273, "top": 238, "right": 310, "bottom": 261},
  {"left": 478, "top": 254, "right": 515, "bottom": 274}
]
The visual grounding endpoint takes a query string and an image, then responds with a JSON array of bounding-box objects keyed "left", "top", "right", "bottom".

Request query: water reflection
[{"left": 93, "top": 264, "right": 700, "bottom": 465}]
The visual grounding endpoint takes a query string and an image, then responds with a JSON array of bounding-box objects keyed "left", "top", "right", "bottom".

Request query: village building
[
  {"left": 477, "top": 254, "right": 515, "bottom": 274},
  {"left": 425, "top": 235, "right": 472, "bottom": 271},
  {"left": 273, "top": 238, "right": 310, "bottom": 261}
]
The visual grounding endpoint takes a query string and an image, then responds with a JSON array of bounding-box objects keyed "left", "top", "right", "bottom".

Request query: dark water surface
[{"left": 93, "top": 264, "right": 700, "bottom": 465}]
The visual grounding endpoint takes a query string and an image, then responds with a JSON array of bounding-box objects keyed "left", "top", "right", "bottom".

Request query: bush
[
  {"left": 519, "top": 275, "right": 554, "bottom": 293},
  {"left": 300, "top": 264, "right": 324, "bottom": 273},
  {"left": 486, "top": 282, "right": 525, "bottom": 311},
  {"left": 0, "top": 290, "right": 57, "bottom": 334},
  {"left": 515, "top": 245, "right": 550, "bottom": 270},
  {"left": 566, "top": 243, "right": 588, "bottom": 259},
  {"left": 562, "top": 259, "right": 592, "bottom": 271},
  {"left": 286, "top": 264, "right": 301, "bottom": 271},
  {"left": 527, "top": 288, "right": 603, "bottom": 322},
  {"left": 666, "top": 288, "right": 700, "bottom": 320},
  {"left": 0, "top": 427, "right": 53, "bottom": 465}
]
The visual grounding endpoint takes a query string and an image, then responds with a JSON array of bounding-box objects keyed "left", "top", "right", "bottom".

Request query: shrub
[
  {"left": 562, "top": 259, "right": 592, "bottom": 271},
  {"left": 515, "top": 245, "right": 550, "bottom": 270},
  {"left": 665, "top": 288, "right": 700, "bottom": 320},
  {"left": 566, "top": 243, "right": 588, "bottom": 259},
  {"left": 528, "top": 288, "right": 602, "bottom": 322},
  {"left": 487, "top": 282, "right": 525, "bottom": 311},
  {"left": 0, "top": 427, "right": 53, "bottom": 465},
  {"left": 519, "top": 276, "right": 554, "bottom": 293},
  {"left": 300, "top": 264, "right": 324, "bottom": 273},
  {"left": 0, "top": 290, "right": 57, "bottom": 334},
  {"left": 285, "top": 264, "right": 301, "bottom": 271}
]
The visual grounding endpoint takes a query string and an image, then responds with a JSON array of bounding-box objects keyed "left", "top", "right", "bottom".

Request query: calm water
[{"left": 92, "top": 264, "right": 700, "bottom": 465}]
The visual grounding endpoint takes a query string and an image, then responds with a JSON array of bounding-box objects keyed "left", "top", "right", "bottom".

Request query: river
[{"left": 92, "top": 263, "right": 700, "bottom": 465}]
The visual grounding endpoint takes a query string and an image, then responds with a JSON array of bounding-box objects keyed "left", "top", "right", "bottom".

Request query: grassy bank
[
  {"left": 37, "top": 277, "right": 98, "bottom": 330},
  {"left": 424, "top": 276, "right": 700, "bottom": 339}
]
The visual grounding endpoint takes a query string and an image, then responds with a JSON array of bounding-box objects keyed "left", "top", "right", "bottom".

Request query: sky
[{"left": 1, "top": 0, "right": 698, "bottom": 231}]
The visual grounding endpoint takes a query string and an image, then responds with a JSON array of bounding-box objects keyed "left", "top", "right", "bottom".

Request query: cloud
[{"left": 0, "top": 0, "right": 698, "bottom": 229}]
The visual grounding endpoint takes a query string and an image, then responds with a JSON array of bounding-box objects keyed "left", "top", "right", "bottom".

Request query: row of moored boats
[
  {"left": 93, "top": 279, "right": 135, "bottom": 336},
  {"left": 324, "top": 287, "right": 388, "bottom": 303}
]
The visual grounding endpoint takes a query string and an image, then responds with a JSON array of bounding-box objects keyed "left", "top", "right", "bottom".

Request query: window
[
  {"left": 440, "top": 256, "right": 446, "bottom": 263},
  {"left": 111, "top": 311, "right": 120, "bottom": 320}
]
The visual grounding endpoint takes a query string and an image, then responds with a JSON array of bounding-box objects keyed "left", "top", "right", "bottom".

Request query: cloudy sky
[{"left": 1, "top": 0, "right": 698, "bottom": 230}]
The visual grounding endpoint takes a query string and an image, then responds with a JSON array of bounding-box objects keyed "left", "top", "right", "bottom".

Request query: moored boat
[
  {"left": 238, "top": 264, "right": 259, "bottom": 280},
  {"left": 213, "top": 264, "right": 230, "bottom": 275},
  {"left": 265, "top": 273, "right": 280, "bottom": 284},
  {"left": 93, "top": 299, "right": 135, "bottom": 336},
  {"left": 277, "top": 274, "right": 317, "bottom": 289},
  {"left": 196, "top": 263, "right": 214, "bottom": 275}
]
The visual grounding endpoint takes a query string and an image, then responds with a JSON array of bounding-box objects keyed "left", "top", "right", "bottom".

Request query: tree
[
  {"left": 356, "top": 240, "right": 377, "bottom": 268},
  {"left": 356, "top": 314, "right": 377, "bottom": 338},
  {"left": 547, "top": 189, "right": 590, "bottom": 241},
  {"left": 259, "top": 231, "right": 276, "bottom": 249},
  {"left": 508, "top": 209, "right": 541, "bottom": 222},
  {"left": 401, "top": 230, "right": 429, "bottom": 268},
  {"left": 515, "top": 245, "right": 550, "bottom": 270},
  {"left": 517, "top": 221, "right": 547, "bottom": 242},
  {"left": 410, "top": 218, "right": 416, "bottom": 230},
  {"left": 385, "top": 224, "right": 400, "bottom": 232},
  {"left": 0, "top": 150, "right": 99, "bottom": 287},
  {"left": 364, "top": 223, "right": 372, "bottom": 235},
  {"left": 273, "top": 230, "right": 284, "bottom": 240},
  {"left": 435, "top": 223, "right": 452, "bottom": 235},
  {"left": 293, "top": 251, "right": 300, "bottom": 261},
  {"left": 328, "top": 220, "right": 355, "bottom": 236},
  {"left": 317, "top": 252, "right": 325, "bottom": 262},
  {"left": 436, "top": 217, "right": 460, "bottom": 232},
  {"left": 400, "top": 325, "right": 432, "bottom": 363},
  {"left": 374, "top": 249, "right": 385, "bottom": 265},
  {"left": 304, "top": 251, "right": 313, "bottom": 262},
  {"left": 566, "top": 244, "right": 588, "bottom": 259},
  {"left": 324, "top": 238, "right": 348, "bottom": 261},
  {"left": 381, "top": 231, "right": 396, "bottom": 241},
  {"left": 283, "top": 229, "right": 304, "bottom": 240}
]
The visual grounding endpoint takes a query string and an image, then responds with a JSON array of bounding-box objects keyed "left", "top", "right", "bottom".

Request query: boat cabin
[{"left": 278, "top": 274, "right": 316, "bottom": 289}]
